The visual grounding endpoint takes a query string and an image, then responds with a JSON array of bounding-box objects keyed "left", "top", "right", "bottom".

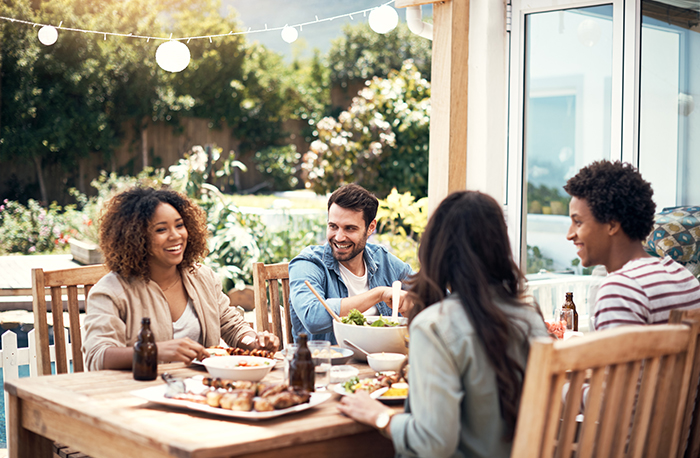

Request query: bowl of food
[
  {"left": 201, "top": 355, "right": 274, "bottom": 381},
  {"left": 367, "top": 352, "right": 407, "bottom": 373},
  {"left": 309, "top": 346, "right": 354, "bottom": 365},
  {"left": 333, "top": 310, "right": 409, "bottom": 361}
]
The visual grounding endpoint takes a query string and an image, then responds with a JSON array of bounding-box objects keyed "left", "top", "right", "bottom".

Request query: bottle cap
[{"left": 142, "top": 317, "right": 151, "bottom": 325}]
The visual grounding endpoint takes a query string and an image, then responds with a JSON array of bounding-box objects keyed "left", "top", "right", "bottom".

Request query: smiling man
[
  {"left": 564, "top": 160, "right": 700, "bottom": 330},
  {"left": 289, "top": 184, "right": 413, "bottom": 343}
]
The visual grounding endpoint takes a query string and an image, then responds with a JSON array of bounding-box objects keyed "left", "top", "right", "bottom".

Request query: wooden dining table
[{"left": 4, "top": 360, "right": 399, "bottom": 458}]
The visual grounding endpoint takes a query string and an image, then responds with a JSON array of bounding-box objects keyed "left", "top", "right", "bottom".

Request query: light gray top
[{"left": 390, "top": 292, "right": 549, "bottom": 458}]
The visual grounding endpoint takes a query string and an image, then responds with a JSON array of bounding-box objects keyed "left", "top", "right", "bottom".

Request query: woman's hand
[
  {"left": 337, "top": 390, "right": 392, "bottom": 430},
  {"left": 240, "top": 331, "right": 280, "bottom": 353},
  {"left": 156, "top": 338, "right": 208, "bottom": 364}
]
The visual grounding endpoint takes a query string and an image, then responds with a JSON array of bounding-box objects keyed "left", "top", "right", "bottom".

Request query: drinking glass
[
  {"left": 307, "top": 341, "right": 331, "bottom": 390},
  {"left": 560, "top": 309, "right": 574, "bottom": 331},
  {"left": 283, "top": 343, "right": 298, "bottom": 385}
]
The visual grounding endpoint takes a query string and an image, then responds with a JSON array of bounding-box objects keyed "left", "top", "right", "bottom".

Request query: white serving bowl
[
  {"left": 367, "top": 352, "right": 407, "bottom": 373},
  {"left": 333, "top": 317, "right": 409, "bottom": 361},
  {"left": 201, "top": 355, "right": 274, "bottom": 381}
]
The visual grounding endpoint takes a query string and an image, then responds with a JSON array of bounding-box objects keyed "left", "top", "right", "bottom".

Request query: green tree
[
  {"left": 327, "top": 22, "right": 431, "bottom": 93},
  {"left": 301, "top": 61, "right": 430, "bottom": 199}
]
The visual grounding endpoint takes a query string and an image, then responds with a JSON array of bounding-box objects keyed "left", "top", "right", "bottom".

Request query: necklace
[{"left": 160, "top": 274, "right": 181, "bottom": 292}]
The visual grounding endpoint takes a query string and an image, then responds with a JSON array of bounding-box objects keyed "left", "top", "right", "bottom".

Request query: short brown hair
[
  {"left": 327, "top": 184, "right": 378, "bottom": 228},
  {"left": 99, "top": 187, "right": 209, "bottom": 280}
]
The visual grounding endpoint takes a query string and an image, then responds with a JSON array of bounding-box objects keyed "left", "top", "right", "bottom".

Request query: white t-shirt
[
  {"left": 338, "top": 261, "right": 378, "bottom": 316},
  {"left": 173, "top": 298, "right": 203, "bottom": 343}
]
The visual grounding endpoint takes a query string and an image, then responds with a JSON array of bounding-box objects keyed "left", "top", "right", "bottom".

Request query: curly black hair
[
  {"left": 99, "top": 187, "right": 209, "bottom": 281},
  {"left": 564, "top": 160, "right": 655, "bottom": 241}
]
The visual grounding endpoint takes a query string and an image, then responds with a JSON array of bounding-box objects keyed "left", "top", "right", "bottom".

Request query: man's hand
[
  {"left": 240, "top": 331, "right": 280, "bottom": 353},
  {"left": 379, "top": 287, "right": 414, "bottom": 315}
]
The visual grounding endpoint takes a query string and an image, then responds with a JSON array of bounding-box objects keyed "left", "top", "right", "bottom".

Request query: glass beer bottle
[
  {"left": 288, "top": 333, "right": 314, "bottom": 392},
  {"left": 561, "top": 292, "right": 579, "bottom": 332},
  {"left": 133, "top": 317, "right": 158, "bottom": 381}
]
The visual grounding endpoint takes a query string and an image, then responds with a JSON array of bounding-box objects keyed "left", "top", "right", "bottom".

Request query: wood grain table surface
[{"left": 4, "top": 360, "right": 398, "bottom": 458}]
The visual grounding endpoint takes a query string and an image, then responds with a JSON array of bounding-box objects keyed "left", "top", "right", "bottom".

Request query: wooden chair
[
  {"left": 31, "top": 264, "right": 109, "bottom": 376},
  {"left": 670, "top": 308, "right": 700, "bottom": 458},
  {"left": 252, "top": 262, "right": 292, "bottom": 349},
  {"left": 512, "top": 323, "right": 698, "bottom": 458}
]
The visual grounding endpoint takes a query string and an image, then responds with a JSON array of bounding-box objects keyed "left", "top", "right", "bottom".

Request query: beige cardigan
[{"left": 83, "top": 264, "right": 254, "bottom": 371}]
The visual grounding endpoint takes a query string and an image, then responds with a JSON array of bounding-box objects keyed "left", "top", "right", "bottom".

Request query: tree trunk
[
  {"left": 78, "top": 159, "right": 86, "bottom": 194},
  {"left": 141, "top": 125, "right": 148, "bottom": 169},
  {"left": 33, "top": 154, "right": 48, "bottom": 204}
]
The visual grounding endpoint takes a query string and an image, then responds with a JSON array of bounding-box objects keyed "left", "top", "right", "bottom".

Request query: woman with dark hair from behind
[
  {"left": 338, "top": 191, "right": 549, "bottom": 458},
  {"left": 83, "top": 186, "right": 278, "bottom": 371}
]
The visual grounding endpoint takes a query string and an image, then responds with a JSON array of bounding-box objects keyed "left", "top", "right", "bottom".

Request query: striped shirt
[{"left": 593, "top": 256, "right": 700, "bottom": 330}]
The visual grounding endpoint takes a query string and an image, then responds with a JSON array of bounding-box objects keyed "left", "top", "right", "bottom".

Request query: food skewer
[{"left": 304, "top": 280, "right": 342, "bottom": 322}]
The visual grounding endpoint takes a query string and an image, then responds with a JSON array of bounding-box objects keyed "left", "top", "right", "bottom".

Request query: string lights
[{"left": 0, "top": 0, "right": 399, "bottom": 73}]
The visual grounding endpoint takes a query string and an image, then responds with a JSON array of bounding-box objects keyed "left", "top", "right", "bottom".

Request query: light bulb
[
  {"left": 577, "top": 19, "right": 601, "bottom": 48},
  {"left": 155, "top": 40, "right": 191, "bottom": 73},
  {"left": 281, "top": 26, "right": 298, "bottom": 43},
  {"left": 38, "top": 26, "right": 58, "bottom": 46},
  {"left": 368, "top": 5, "right": 399, "bottom": 34}
]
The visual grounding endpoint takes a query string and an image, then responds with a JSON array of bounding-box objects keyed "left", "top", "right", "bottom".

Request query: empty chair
[
  {"left": 31, "top": 264, "right": 108, "bottom": 375},
  {"left": 512, "top": 323, "right": 698, "bottom": 458},
  {"left": 670, "top": 308, "right": 700, "bottom": 458},
  {"left": 252, "top": 262, "right": 292, "bottom": 348}
]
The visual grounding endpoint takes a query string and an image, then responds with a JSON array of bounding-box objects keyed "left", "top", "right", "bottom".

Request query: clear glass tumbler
[{"left": 307, "top": 340, "right": 331, "bottom": 390}]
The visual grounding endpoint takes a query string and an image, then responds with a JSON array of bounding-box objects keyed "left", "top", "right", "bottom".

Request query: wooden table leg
[{"left": 7, "top": 393, "right": 53, "bottom": 458}]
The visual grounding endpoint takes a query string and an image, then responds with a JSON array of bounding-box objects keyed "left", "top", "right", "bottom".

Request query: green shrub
[
  {"left": 0, "top": 199, "right": 70, "bottom": 255},
  {"left": 254, "top": 144, "right": 301, "bottom": 192},
  {"left": 374, "top": 189, "right": 428, "bottom": 270}
]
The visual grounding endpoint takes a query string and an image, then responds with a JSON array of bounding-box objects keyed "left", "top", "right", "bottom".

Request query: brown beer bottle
[
  {"left": 562, "top": 292, "right": 579, "bottom": 332},
  {"left": 289, "top": 333, "right": 314, "bottom": 392},
  {"left": 133, "top": 317, "right": 158, "bottom": 381}
]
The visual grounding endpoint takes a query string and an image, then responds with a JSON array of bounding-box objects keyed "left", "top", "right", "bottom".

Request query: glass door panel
[
  {"left": 524, "top": 5, "right": 614, "bottom": 274},
  {"left": 638, "top": 0, "right": 700, "bottom": 210}
]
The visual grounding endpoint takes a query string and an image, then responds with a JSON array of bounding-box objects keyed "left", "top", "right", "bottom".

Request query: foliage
[
  {"left": 526, "top": 245, "right": 555, "bottom": 274},
  {"left": 0, "top": 199, "right": 70, "bottom": 255},
  {"left": 167, "top": 145, "right": 247, "bottom": 198},
  {"left": 302, "top": 61, "right": 431, "bottom": 199},
  {"left": 328, "top": 22, "right": 432, "bottom": 87},
  {"left": 254, "top": 145, "right": 301, "bottom": 191},
  {"left": 528, "top": 183, "right": 571, "bottom": 215},
  {"left": 374, "top": 189, "right": 428, "bottom": 270}
]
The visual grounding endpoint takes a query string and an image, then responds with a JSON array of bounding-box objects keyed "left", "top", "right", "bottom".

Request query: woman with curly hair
[
  {"left": 338, "top": 191, "right": 548, "bottom": 458},
  {"left": 83, "top": 187, "right": 278, "bottom": 371}
]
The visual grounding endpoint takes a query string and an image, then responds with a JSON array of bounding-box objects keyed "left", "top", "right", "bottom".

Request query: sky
[{"left": 222, "top": 0, "right": 431, "bottom": 60}]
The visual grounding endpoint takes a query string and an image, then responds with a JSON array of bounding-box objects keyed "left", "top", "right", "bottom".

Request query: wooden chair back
[
  {"left": 31, "top": 265, "right": 109, "bottom": 376},
  {"left": 670, "top": 308, "right": 700, "bottom": 458},
  {"left": 252, "top": 262, "right": 292, "bottom": 349},
  {"left": 512, "top": 323, "right": 698, "bottom": 458}
]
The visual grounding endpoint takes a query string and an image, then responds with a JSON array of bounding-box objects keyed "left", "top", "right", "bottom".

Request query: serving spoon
[{"left": 343, "top": 339, "right": 370, "bottom": 358}]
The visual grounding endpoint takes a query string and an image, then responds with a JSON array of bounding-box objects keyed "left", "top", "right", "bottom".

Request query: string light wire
[{"left": 0, "top": 0, "right": 396, "bottom": 43}]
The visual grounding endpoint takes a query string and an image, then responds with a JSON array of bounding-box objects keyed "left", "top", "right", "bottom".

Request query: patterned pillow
[{"left": 644, "top": 206, "right": 700, "bottom": 264}]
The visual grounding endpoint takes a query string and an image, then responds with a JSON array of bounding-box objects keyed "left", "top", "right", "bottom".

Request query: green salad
[{"left": 340, "top": 309, "right": 400, "bottom": 327}]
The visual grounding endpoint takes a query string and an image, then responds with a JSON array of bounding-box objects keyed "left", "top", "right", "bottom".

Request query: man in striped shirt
[{"left": 564, "top": 160, "right": 700, "bottom": 331}]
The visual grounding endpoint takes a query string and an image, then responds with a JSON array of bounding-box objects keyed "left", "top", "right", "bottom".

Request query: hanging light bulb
[
  {"left": 38, "top": 25, "right": 58, "bottom": 46},
  {"left": 281, "top": 25, "right": 298, "bottom": 43},
  {"left": 155, "top": 40, "right": 191, "bottom": 73},
  {"left": 577, "top": 19, "right": 601, "bottom": 48},
  {"left": 368, "top": 5, "right": 399, "bottom": 34}
]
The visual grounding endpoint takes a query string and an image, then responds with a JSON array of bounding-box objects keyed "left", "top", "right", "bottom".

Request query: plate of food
[
  {"left": 333, "top": 372, "right": 408, "bottom": 402},
  {"left": 131, "top": 376, "right": 331, "bottom": 420},
  {"left": 192, "top": 347, "right": 279, "bottom": 368}
]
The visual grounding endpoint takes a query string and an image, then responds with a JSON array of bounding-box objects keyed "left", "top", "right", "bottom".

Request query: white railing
[
  {"left": 526, "top": 274, "right": 601, "bottom": 332},
  {"left": 1, "top": 327, "right": 73, "bottom": 446}
]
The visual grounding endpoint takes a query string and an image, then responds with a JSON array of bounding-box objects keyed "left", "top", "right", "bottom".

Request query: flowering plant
[{"left": 0, "top": 199, "right": 71, "bottom": 255}]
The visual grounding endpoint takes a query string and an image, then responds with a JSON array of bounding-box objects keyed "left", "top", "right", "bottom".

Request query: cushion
[{"left": 644, "top": 206, "right": 700, "bottom": 264}]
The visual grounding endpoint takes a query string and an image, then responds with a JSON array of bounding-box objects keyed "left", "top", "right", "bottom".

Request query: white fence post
[
  {"left": 3, "top": 330, "right": 19, "bottom": 449},
  {"left": 27, "top": 329, "right": 37, "bottom": 378}
]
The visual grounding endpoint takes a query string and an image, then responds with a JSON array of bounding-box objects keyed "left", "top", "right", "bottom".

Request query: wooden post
[{"left": 427, "top": 0, "right": 470, "bottom": 214}]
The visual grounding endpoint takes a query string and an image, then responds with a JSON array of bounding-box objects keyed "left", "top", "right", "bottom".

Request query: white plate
[
  {"left": 131, "top": 379, "right": 331, "bottom": 420},
  {"left": 192, "top": 358, "right": 279, "bottom": 368},
  {"left": 332, "top": 384, "right": 406, "bottom": 402}
]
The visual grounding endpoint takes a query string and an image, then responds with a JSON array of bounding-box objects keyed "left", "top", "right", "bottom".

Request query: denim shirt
[{"left": 289, "top": 242, "right": 413, "bottom": 343}]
